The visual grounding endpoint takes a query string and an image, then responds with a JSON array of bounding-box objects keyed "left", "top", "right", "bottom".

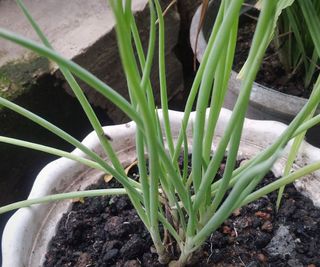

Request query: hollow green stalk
[
  {"left": 191, "top": 154, "right": 278, "bottom": 248},
  {"left": 154, "top": 0, "right": 175, "bottom": 157},
  {"left": 0, "top": 96, "right": 148, "bottom": 224},
  {"left": 113, "top": 1, "right": 191, "bottom": 222},
  {"left": 110, "top": 1, "right": 168, "bottom": 261},
  {"left": 0, "top": 136, "right": 103, "bottom": 171},
  {"left": 193, "top": 0, "right": 277, "bottom": 215},
  {"left": 172, "top": 0, "right": 227, "bottom": 164},
  {"left": 202, "top": 12, "right": 238, "bottom": 163},
  {"left": 191, "top": 0, "right": 244, "bottom": 196},
  {"left": 129, "top": 0, "right": 157, "bottom": 225},
  {"left": 242, "top": 161, "right": 320, "bottom": 206},
  {"left": 15, "top": 1, "right": 123, "bottom": 173},
  {"left": 0, "top": 189, "right": 127, "bottom": 215},
  {"left": 276, "top": 108, "right": 316, "bottom": 210},
  {"left": 202, "top": 15, "right": 239, "bottom": 211},
  {"left": 228, "top": 75, "right": 320, "bottom": 188},
  {"left": 5, "top": 0, "right": 159, "bottom": 230}
]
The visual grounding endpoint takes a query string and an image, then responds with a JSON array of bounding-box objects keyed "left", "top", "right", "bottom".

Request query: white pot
[
  {"left": 2, "top": 109, "right": 320, "bottom": 267},
  {"left": 190, "top": 1, "right": 320, "bottom": 122},
  {"left": 190, "top": 1, "right": 320, "bottom": 120}
]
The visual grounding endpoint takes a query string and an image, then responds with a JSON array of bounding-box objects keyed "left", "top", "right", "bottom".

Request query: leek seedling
[{"left": 0, "top": 0, "right": 320, "bottom": 266}]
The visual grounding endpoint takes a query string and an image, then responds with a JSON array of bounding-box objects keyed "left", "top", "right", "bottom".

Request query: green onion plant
[
  {"left": 1, "top": 0, "right": 320, "bottom": 266},
  {"left": 274, "top": 0, "right": 320, "bottom": 90}
]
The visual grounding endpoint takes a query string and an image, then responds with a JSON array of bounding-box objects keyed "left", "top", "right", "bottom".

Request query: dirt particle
[
  {"left": 222, "top": 225, "right": 232, "bottom": 234},
  {"left": 255, "top": 211, "right": 271, "bottom": 220},
  {"left": 102, "top": 248, "right": 119, "bottom": 262},
  {"left": 232, "top": 208, "right": 241, "bottom": 216},
  {"left": 75, "top": 252, "right": 91, "bottom": 267},
  {"left": 104, "top": 216, "right": 127, "bottom": 237},
  {"left": 123, "top": 259, "right": 142, "bottom": 267},
  {"left": 256, "top": 253, "right": 267, "bottom": 263},
  {"left": 261, "top": 221, "right": 273, "bottom": 232},
  {"left": 120, "top": 234, "right": 146, "bottom": 260}
]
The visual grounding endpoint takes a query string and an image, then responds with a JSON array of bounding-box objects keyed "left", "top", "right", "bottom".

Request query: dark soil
[
  {"left": 44, "top": 159, "right": 320, "bottom": 267},
  {"left": 233, "top": 13, "right": 318, "bottom": 98}
]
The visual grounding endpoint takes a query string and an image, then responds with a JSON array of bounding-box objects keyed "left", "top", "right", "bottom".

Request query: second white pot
[{"left": 190, "top": 1, "right": 320, "bottom": 121}]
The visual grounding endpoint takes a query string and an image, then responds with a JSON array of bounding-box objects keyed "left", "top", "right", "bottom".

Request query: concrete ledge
[
  {"left": 0, "top": 0, "right": 183, "bottom": 121},
  {"left": 0, "top": 1, "right": 127, "bottom": 65}
]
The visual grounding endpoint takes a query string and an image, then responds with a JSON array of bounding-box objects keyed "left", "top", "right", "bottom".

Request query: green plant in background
[
  {"left": 0, "top": 0, "right": 320, "bottom": 266},
  {"left": 274, "top": 0, "right": 320, "bottom": 90},
  {"left": 275, "top": 0, "right": 320, "bottom": 209}
]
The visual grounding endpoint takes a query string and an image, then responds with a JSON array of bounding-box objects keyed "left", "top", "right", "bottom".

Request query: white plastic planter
[
  {"left": 190, "top": 2, "right": 320, "bottom": 122},
  {"left": 2, "top": 109, "right": 320, "bottom": 267}
]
